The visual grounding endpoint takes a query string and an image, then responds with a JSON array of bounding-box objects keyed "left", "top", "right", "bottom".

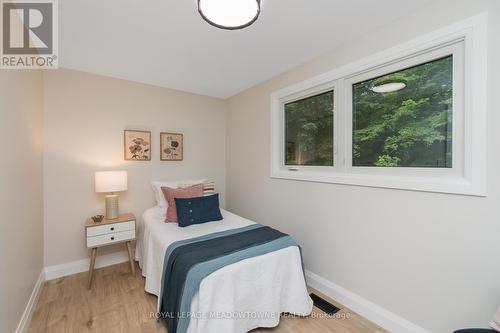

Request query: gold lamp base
[{"left": 105, "top": 194, "right": 120, "bottom": 219}]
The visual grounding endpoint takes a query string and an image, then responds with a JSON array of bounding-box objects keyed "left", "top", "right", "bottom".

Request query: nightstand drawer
[
  {"left": 87, "top": 229, "right": 135, "bottom": 248},
  {"left": 86, "top": 220, "right": 135, "bottom": 237}
]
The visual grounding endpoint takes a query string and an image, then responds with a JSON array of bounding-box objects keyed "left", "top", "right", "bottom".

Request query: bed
[{"left": 135, "top": 206, "right": 313, "bottom": 333}]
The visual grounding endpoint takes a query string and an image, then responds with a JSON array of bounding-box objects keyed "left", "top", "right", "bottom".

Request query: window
[
  {"left": 270, "top": 15, "right": 487, "bottom": 196},
  {"left": 285, "top": 90, "right": 334, "bottom": 166},
  {"left": 352, "top": 56, "right": 453, "bottom": 168}
]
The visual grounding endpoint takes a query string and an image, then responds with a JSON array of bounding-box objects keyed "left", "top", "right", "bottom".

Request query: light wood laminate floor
[{"left": 28, "top": 262, "right": 387, "bottom": 333}]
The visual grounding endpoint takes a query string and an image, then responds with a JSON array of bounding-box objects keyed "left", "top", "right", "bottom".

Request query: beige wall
[
  {"left": 43, "top": 69, "right": 227, "bottom": 266},
  {"left": 0, "top": 71, "right": 44, "bottom": 333},
  {"left": 226, "top": 1, "right": 500, "bottom": 332}
]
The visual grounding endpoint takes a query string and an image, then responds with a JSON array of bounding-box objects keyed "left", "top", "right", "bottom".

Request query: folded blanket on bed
[{"left": 157, "top": 224, "right": 302, "bottom": 333}]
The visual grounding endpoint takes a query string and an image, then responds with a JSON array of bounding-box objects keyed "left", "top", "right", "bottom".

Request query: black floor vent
[{"left": 310, "top": 293, "right": 340, "bottom": 315}]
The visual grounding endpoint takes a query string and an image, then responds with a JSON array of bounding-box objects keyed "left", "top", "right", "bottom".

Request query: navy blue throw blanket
[{"left": 159, "top": 225, "right": 287, "bottom": 333}]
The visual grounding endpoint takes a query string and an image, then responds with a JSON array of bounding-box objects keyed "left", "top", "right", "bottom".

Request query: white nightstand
[{"left": 85, "top": 213, "right": 136, "bottom": 289}]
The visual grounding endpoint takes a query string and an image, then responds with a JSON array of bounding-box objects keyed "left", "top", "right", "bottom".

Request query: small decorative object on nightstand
[
  {"left": 91, "top": 215, "right": 104, "bottom": 223},
  {"left": 85, "top": 213, "right": 136, "bottom": 289}
]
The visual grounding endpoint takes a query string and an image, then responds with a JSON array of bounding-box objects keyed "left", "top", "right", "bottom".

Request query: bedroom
[{"left": 0, "top": 0, "right": 499, "bottom": 333}]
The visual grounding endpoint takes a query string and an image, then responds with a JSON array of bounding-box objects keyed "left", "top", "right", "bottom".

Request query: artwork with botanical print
[
  {"left": 160, "top": 132, "right": 183, "bottom": 161},
  {"left": 124, "top": 130, "right": 151, "bottom": 160}
]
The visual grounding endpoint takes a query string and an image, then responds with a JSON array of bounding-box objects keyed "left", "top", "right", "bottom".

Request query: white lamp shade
[{"left": 95, "top": 171, "right": 128, "bottom": 193}]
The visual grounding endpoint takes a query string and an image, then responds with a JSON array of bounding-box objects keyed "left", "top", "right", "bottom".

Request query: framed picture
[
  {"left": 124, "top": 130, "right": 151, "bottom": 161},
  {"left": 160, "top": 132, "right": 183, "bottom": 161}
]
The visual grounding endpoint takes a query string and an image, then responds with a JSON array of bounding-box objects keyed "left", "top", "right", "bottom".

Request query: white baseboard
[
  {"left": 44, "top": 250, "right": 129, "bottom": 280},
  {"left": 305, "top": 270, "right": 430, "bottom": 333},
  {"left": 15, "top": 270, "right": 45, "bottom": 333}
]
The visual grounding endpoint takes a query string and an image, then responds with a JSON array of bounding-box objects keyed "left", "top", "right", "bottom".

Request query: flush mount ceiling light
[{"left": 198, "top": 0, "right": 261, "bottom": 30}]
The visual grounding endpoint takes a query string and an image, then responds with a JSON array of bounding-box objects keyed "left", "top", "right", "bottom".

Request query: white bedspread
[{"left": 135, "top": 206, "right": 313, "bottom": 333}]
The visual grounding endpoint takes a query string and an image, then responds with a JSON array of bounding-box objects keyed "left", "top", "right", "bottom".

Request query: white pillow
[{"left": 151, "top": 179, "right": 206, "bottom": 208}]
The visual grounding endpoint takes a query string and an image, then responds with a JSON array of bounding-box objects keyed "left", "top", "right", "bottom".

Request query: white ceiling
[{"left": 60, "top": 0, "right": 433, "bottom": 98}]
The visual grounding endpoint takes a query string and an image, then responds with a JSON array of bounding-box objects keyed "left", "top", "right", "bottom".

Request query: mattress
[{"left": 135, "top": 206, "right": 313, "bottom": 333}]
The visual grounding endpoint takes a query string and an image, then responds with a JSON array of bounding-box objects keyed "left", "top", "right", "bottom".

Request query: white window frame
[
  {"left": 281, "top": 83, "right": 336, "bottom": 171},
  {"left": 270, "top": 13, "right": 487, "bottom": 196}
]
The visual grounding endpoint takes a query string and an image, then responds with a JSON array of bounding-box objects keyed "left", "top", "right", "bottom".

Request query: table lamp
[{"left": 95, "top": 171, "right": 128, "bottom": 219}]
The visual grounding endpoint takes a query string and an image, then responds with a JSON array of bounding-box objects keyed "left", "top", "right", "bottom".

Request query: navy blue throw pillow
[{"left": 175, "top": 194, "right": 223, "bottom": 227}]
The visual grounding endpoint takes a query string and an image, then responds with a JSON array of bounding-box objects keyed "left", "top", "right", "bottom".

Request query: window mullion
[{"left": 333, "top": 79, "right": 346, "bottom": 173}]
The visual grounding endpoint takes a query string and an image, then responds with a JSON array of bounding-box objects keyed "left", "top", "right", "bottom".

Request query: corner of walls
[{"left": 42, "top": 69, "right": 228, "bottom": 268}]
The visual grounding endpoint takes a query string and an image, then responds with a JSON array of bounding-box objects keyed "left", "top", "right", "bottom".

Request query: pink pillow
[{"left": 161, "top": 184, "right": 204, "bottom": 222}]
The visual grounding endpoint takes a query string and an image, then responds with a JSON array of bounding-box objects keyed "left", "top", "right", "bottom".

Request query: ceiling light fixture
[
  {"left": 198, "top": 0, "right": 261, "bottom": 30},
  {"left": 371, "top": 80, "right": 407, "bottom": 93}
]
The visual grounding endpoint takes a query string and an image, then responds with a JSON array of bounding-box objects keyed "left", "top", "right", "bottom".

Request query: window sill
[{"left": 270, "top": 169, "right": 486, "bottom": 196}]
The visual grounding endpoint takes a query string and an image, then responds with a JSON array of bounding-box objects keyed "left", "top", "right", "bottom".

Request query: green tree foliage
[
  {"left": 353, "top": 55, "right": 453, "bottom": 167},
  {"left": 285, "top": 91, "right": 334, "bottom": 166}
]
